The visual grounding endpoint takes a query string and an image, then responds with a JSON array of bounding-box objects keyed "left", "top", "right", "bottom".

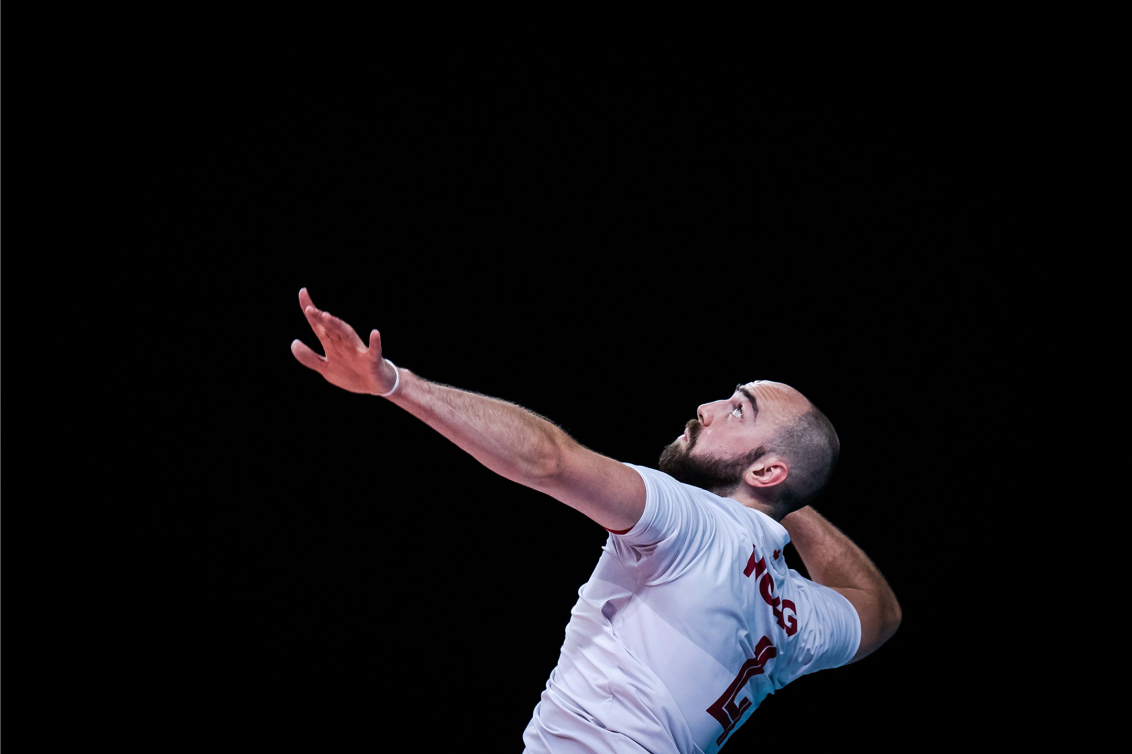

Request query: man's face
[{"left": 658, "top": 380, "right": 809, "bottom": 494}]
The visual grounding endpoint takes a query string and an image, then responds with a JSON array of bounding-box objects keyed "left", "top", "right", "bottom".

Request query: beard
[{"left": 658, "top": 421, "right": 765, "bottom": 496}]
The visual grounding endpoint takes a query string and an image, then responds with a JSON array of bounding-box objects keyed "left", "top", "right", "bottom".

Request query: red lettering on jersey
[
  {"left": 773, "top": 549, "right": 781, "bottom": 560},
  {"left": 781, "top": 599, "right": 798, "bottom": 635},
  {"left": 707, "top": 636, "right": 778, "bottom": 746},
  {"left": 759, "top": 572, "right": 779, "bottom": 607},
  {"left": 743, "top": 545, "right": 799, "bottom": 636},
  {"left": 744, "top": 545, "right": 766, "bottom": 579},
  {"left": 760, "top": 572, "right": 799, "bottom": 636}
]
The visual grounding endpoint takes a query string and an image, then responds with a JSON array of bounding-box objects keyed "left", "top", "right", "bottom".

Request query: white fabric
[{"left": 522, "top": 464, "right": 861, "bottom": 753}]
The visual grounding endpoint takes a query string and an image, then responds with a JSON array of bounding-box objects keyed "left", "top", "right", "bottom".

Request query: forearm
[
  {"left": 384, "top": 368, "right": 573, "bottom": 486},
  {"left": 783, "top": 507, "right": 901, "bottom": 660},
  {"left": 290, "top": 290, "right": 635, "bottom": 519},
  {"left": 781, "top": 506, "right": 896, "bottom": 600}
]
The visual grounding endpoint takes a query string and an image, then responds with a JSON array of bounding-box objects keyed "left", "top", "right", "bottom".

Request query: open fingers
[
  {"left": 299, "top": 289, "right": 365, "bottom": 349},
  {"left": 319, "top": 309, "right": 366, "bottom": 350},
  {"left": 299, "top": 287, "right": 317, "bottom": 314},
  {"left": 291, "top": 338, "right": 325, "bottom": 372},
  {"left": 302, "top": 305, "right": 333, "bottom": 349},
  {"left": 299, "top": 289, "right": 330, "bottom": 340}
]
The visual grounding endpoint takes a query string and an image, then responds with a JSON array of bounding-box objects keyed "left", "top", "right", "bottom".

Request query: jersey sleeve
[
  {"left": 608, "top": 464, "right": 718, "bottom": 585},
  {"left": 777, "top": 571, "right": 862, "bottom": 679}
]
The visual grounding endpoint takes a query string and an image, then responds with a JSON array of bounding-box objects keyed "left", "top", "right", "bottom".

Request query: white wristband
[{"left": 376, "top": 360, "right": 401, "bottom": 397}]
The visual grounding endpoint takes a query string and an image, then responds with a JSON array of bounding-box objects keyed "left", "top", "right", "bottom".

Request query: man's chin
[
  {"left": 657, "top": 444, "right": 747, "bottom": 495},
  {"left": 658, "top": 440, "right": 687, "bottom": 474}
]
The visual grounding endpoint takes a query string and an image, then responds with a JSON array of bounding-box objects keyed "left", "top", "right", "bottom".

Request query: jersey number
[
  {"left": 705, "top": 636, "right": 777, "bottom": 745},
  {"left": 706, "top": 545, "right": 800, "bottom": 745}
]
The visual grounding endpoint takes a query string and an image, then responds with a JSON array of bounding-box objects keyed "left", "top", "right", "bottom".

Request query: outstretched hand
[{"left": 291, "top": 288, "right": 399, "bottom": 395}]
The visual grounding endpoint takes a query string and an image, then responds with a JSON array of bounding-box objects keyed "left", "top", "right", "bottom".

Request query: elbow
[
  {"left": 881, "top": 594, "right": 903, "bottom": 642},
  {"left": 524, "top": 435, "right": 571, "bottom": 484}
]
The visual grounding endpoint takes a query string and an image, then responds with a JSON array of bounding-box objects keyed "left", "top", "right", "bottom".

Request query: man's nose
[{"left": 697, "top": 401, "right": 719, "bottom": 427}]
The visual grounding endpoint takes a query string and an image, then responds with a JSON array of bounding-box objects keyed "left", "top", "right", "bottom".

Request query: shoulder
[{"left": 615, "top": 464, "right": 750, "bottom": 545}]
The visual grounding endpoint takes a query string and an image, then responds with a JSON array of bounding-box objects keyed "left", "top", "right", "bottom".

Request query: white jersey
[{"left": 522, "top": 464, "right": 861, "bottom": 753}]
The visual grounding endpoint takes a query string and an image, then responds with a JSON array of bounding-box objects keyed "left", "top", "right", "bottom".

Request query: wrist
[{"left": 375, "top": 360, "right": 402, "bottom": 398}]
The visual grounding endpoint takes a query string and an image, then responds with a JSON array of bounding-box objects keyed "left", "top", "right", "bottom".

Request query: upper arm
[
  {"left": 527, "top": 441, "right": 646, "bottom": 532},
  {"left": 831, "top": 586, "right": 902, "bottom": 664}
]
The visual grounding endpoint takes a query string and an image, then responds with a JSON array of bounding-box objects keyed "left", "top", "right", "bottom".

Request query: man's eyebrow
[{"left": 736, "top": 385, "right": 759, "bottom": 416}]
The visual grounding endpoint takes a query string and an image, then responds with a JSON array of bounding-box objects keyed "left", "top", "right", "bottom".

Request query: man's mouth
[{"left": 681, "top": 420, "right": 700, "bottom": 448}]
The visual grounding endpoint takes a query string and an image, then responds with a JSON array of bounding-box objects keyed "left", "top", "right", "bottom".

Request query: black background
[{"left": 17, "top": 7, "right": 1090, "bottom": 751}]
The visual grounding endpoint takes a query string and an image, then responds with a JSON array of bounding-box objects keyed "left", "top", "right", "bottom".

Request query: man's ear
[{"left": 745, "top": 457, "right": 789, "bottom": 490}]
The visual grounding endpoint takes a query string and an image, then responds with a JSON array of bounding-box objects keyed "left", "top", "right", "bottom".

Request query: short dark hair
[{"left": 766, "top": 405, "right": 840, "bottom": 511}]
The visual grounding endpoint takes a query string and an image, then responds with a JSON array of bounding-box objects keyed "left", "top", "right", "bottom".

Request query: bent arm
[
  {"left": 781, "top": 506, "right": 901, "bottom": 663},
  {"left": 386, "top": 369, "right": 645, "bottom": 530}
]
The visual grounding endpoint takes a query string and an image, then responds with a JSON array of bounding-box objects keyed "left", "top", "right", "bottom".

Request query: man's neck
[{"left": 725, "top": 488, "right": 785, "bottom": 522}]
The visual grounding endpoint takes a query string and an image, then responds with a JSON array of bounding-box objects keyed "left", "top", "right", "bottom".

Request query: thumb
[{"left": 369, "top": 329, "right": 382, "bottom": 356}]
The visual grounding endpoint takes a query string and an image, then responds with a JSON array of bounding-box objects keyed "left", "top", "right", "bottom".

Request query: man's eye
[{"left": 731, "top": 406, "right": 742, "bottom": 417}]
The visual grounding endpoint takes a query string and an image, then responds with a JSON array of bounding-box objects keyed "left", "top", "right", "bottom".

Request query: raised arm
[
  {"left": 290, "top": 288, "right": 645, "bottom": 531},
  {"left": 780, "top": 506, "right": 901, "bottom": 663}
]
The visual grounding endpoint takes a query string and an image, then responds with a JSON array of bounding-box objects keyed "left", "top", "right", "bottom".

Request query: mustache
[{"left": 685, "top": 419, "right": 702, "bottom": 448}]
